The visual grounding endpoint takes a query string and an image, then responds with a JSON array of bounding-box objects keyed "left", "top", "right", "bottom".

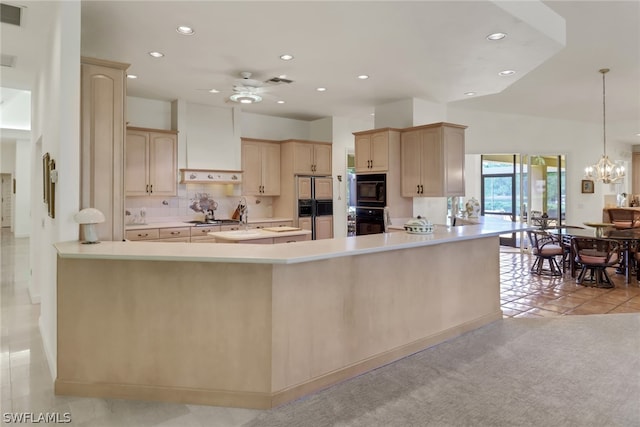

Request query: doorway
[
  {"left": 480, "top": 154, "right": 566, "bottom": 247},
  {"left": 1, "top": 174, "right": 12, "bottom": 228}
]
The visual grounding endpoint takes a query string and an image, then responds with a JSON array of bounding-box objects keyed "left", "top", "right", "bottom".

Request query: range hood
[{"left": 179, "top": 169, "right": 242, "bottom": 184}]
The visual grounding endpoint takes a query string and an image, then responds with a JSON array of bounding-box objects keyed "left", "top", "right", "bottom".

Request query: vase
[{"left": 465, "top": 197, "right": 480, "bottom": 218}]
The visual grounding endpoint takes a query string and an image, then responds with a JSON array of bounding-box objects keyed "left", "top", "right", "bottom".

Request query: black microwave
[{"left": 356, "top": 174, "right": 386, "bottom": 207}]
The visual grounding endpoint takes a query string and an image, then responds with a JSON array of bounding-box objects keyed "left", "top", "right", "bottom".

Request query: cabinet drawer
[
  {"left": 270, "top": 221, "right": 293, "bottom": 228},
  {"left": 220, "top": 224, "right": 242, "bottom": 231},
  {"left": 159, "top": 227, "right": 190, "bottom": 239},
  {"left": 250, "top": 222, "right": 271, "bottom": 229},
  {"left": 190, "top": 226, "right": 220, "bottom": 240},
  {"left": 157, "top": 237, "right": 190, "bottom": 243},
  {"left": 126, "top": 229, "right": 160, "bottom": 241},
  {"left": 273, "top": 234, "right": 309, "bottom": 244}
]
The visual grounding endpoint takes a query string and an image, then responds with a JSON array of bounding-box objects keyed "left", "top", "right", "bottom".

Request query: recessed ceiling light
[
  {"left": 370, "top": 113, "right": 375, "bottom": 116},
  {"left": 316, "top": 87, "right": 327, "bottom": 92},
  {"left": 208, "top": 89, "right": 220, "bottom": 93},
  {"left": 486, "top": 32, "right": 507, "bottom": 41},
  {"left": 464, "top": 91, "right": 476, "bottom": 96},
  {"left": 279, "top": 74, "right": 287, "bottom": 79},
  {"left": 127, "top": 74, "right": 138, "bottom": 79},
  {"left": 176, "top": 26, "right": 194, "bottom": 35},
  {"left": 498, "top": 70, "right": 516, "bottom": 76},
  {"left": 280, "top": 54, "right": 294, "bottom": 61},
  {"left": 149, "top": 51, "right": 164, "bottom": 58},
  {"left": 277, "top": 100, "right": 285, "bottom": 104},
  {"left": 358, "top": 75, "right": 369, "bottom": 80}
]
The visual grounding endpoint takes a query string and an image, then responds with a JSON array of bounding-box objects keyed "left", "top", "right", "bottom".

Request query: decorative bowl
[{"left": 404, "top": 216, "right": 434, "bottom": 234}]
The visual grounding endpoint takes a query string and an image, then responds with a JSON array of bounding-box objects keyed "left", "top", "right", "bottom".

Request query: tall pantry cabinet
[{"left": 80, "top": 57, "right": 129, "bottom": 241}]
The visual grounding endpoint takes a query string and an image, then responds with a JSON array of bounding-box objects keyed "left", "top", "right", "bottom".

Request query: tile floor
[{"left": 2, "top": 229, "right": 640, "bottom": 425}]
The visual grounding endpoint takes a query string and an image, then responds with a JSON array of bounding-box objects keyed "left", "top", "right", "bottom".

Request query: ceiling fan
[{"left": 227, "top": 71, "right": 293, "bottom": 104}]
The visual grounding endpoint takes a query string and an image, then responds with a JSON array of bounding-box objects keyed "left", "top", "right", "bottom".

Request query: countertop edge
[{"left": 55, "top": 221, "right": 531, "bottom": 265}]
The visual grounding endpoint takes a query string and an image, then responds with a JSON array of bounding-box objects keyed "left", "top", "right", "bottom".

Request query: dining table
[{"left": 549, "top": 226, "right": 640, "bottom": 285}]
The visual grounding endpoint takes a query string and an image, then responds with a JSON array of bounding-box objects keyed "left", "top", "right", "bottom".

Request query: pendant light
[{"left": 584, "top": 68, "right": 625, "bottom": 184}]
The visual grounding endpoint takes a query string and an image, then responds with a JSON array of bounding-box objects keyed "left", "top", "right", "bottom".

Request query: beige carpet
[{"left": 243, "top": 314, "right": 640, "bottom": 427}]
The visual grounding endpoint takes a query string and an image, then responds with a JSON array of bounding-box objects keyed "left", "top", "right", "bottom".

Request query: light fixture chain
[{"left": 602, "top": 68, "right": 607, "bottom": 156}]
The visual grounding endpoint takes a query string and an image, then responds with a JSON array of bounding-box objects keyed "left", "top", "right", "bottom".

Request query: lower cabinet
[
  {"left": 126, "top": 227, "right": 190, "bottom": 242},
  {"left": 315, "top": 216, "right": 334, "bottom": 240},
  {"left": 190, "top": 225, "right": 220, "bottom": 243}
]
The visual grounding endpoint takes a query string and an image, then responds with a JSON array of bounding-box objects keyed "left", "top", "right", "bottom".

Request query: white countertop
[
  {"left": 209, "top": 228, "right": 311, "bottom": 242},
  {"left": 56, "top": 219, "right": 531, "bottom": 265}
]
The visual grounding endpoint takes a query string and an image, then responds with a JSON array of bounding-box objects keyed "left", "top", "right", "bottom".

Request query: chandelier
[{"left": 584, "top": 68, "right": 625, "bottom": 184}]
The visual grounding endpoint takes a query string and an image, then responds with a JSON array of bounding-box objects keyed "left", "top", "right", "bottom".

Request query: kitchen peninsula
[{"left": 54, "top": 220, "right": 528, "bottom": 409}]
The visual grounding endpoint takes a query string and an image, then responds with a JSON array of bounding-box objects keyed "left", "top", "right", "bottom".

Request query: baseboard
[
  {"left": 55, "top": 311, "right": 501, "bottom": 409},
  {"left": 55, "top": 380, "right": 273, "bottom": 409}
]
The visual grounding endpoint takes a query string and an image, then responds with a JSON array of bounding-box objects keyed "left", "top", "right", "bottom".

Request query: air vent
[
  {"left": 1, "top": 3, "right": 22, "bottom": 26},
  {"left": 267, "top": 77, "right": 294, "bottom": 84},
  {"left": 0, "top": 53, "right": 16, "bottom": 68}
]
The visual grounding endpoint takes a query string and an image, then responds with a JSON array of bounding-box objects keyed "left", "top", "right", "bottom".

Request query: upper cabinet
[
  {"left": 354, "top": 129, "right": 397, "bottom": 172},
  {"left": 400, "top": 122, "right": 466, "bottom": 197},
  {"left": 285, "top": 140, "right": 332, "bottom": 176},
  {"left": 125, "top": 127, "right": 177, "bottom": 197},
  {"left": 241, "top": 139, "right": 281, "bottom": 196}
]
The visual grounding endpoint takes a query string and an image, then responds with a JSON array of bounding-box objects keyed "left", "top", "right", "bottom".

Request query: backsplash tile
[{"left": 125, "top": 183, "right": 275, "bottom": 223}]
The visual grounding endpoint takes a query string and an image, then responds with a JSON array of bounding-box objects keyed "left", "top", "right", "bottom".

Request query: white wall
[
  {"left": 127, "top": 96, "right": 172, "bottom": 129},
  {"left": 30, "top": 1, "right": 81, "bottom": 380},
  {"left": 1, "top": 142, "right": 15, "bottom": 173},
  {"left": 241, "top": 112, "right": 310, "bottom": 140},
  {"left": 448, "top": 106, "right": 633, "bottom": 226},
  {"left": 325, "top": 116, "right": 373, "bottom": 236},
  {"left": 14, "top": 139, "right": 31, "bottom": 237}
]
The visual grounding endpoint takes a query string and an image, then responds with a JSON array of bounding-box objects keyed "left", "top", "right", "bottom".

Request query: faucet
[{"left": 238, "top": 197, "right": 249, "bottom": 231}]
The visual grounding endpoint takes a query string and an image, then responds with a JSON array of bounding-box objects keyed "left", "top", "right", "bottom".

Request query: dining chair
[
  {"left": 571, "top": 237, "right": 620, "bottom": 288},
  {"left": 527, "top": 230, "right": 564, "bottom": 276},
  {"left": 607, "top": 208, "right": 640, "bottom": 229}
]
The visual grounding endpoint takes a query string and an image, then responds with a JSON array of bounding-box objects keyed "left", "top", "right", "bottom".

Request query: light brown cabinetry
[
  {"left": 285, "top": 140, "right": 332, "bottom": 175},
  {"left": 400, "top": 122, "right": 466, "bottom": 197},
  {"left": 241, "top": 139, "right": 280, "bottom": 196},
  {"left": 315, "top": 216, "right": 334, "bottom": 240},
  {"left": 354, "top": 130, "right": 396, "bottom": 172},
  {"left": 126, "top": 127, "right": 177, "bottom": 197},
  {"left": 190, "top": 225, "right": 220, "bottom": 243},
  {"left": 126, "top": 226, "right": 189, "bottom": 242},
  {"left": 81, "top": 57, "right": 129, "bottom": 242}
]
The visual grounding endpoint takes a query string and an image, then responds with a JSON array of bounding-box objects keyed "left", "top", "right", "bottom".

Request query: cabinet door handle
[
  {"left": 420, "top": 185, "right": 424, "bottom": 194},
  {"left": 138, "top": 233, "right": 148, "bottom": 237},
  {"left": 149, "top": 184, "right": 153, "bottom": 194},
  {"left": 146, "top": 184, "right": 149, "bottom": 193},
  {"left": 170, "top": 231, "right": 180, "bottom": 235},
  {"left": 416, "top": 185, "right": 420, "bottom": 194}
]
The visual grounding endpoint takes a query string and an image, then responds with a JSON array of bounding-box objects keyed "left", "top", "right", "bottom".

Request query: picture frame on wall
[{"left": 581, "top": 179, "right": 594, "bottom": 194}]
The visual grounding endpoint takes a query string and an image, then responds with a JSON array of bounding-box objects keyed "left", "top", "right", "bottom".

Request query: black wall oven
[
  {"left": 355, "top": 207, "right": 385, "bottom": 236},
  {"left": 356, "top": 174, "right": 387, "bottom": 235},
  {"left": 356, "top": 173, "right": 386, "bottom": 208}
]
